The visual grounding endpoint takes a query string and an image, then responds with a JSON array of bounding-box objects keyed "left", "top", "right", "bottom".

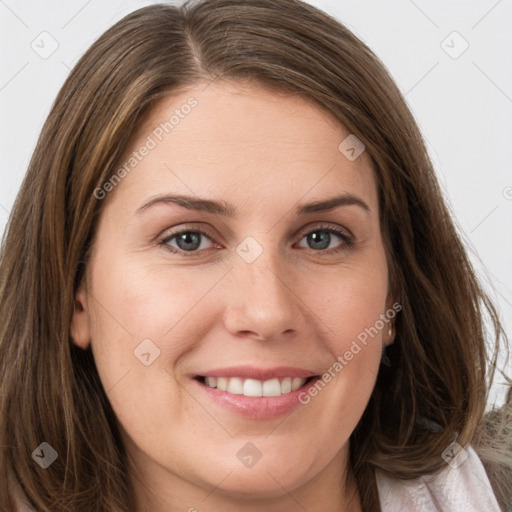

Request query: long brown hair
[{"left": 0, "top": 1, "right": 510, "bottom": 510}]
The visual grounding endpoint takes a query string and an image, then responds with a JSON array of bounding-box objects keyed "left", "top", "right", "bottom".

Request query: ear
[{"left": 70, "top": 284, "right": 91, "bottom": 349}]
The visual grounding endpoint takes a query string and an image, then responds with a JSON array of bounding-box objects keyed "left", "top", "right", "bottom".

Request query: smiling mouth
[{"left": 195, "top": 375, "right": 317, "bottom": 397}]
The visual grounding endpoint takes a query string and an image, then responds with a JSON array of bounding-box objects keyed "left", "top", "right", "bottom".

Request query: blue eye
[
  {"left": 297, "top": 226, "right": 354, "bottom": 252},
  {"left": 159, "top": 224, "right": 354, "bottom": 256},
  {"left": 161, "top": 230, "right": 214, "bottom": 253}
]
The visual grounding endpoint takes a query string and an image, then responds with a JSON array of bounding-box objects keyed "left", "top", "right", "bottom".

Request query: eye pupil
[
  {"left": 307, "top": 231, "right": 331, "bottom": 250},
  {"left": 176, "top": 232, "right": 201, "bottom": 251}
]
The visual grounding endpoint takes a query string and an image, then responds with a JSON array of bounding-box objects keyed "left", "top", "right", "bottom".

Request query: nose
[{"left": 222, "top": 248, "right": 304, "bottom": 342}]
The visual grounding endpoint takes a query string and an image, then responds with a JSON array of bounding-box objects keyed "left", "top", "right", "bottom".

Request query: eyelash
[{"left": 158, "top": 223, "right": 355, "bottom": 257}]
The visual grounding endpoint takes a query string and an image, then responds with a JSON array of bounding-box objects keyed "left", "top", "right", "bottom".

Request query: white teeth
[
  {"left": 262, "top": 378, "right": 281, "bottom": 397},
  {"left": 217, "top": 377, "right": 228, "bottom": 391},
  {"left": 281, "top": 377, "right": 292, "bottom": 394},
  {"left": 291, "top": 377, "right": 305, "bottom": 391},
  {"left": 243, "top": 379, "right": 262, "bottom": 397},
  {"left": 202, "top": 376, "right": 308, "bottom": 396},
  {"left": 226, "top": 377, "right": 244, "bottom": 395},
  {"left": 206, "top": 377, "right": 217, "bottom": 388}
]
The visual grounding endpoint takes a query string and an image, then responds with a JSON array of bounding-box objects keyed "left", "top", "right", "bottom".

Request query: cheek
[
  {"left": 311, "top": 261, "right": 389, "bottom": 354},
  {"left": 86, "top": 251, "right": 232, "bottom": 428},
  {"left": 292, "top": 269, "right": 387, "bottom": 450},
  {"left": 298, "top": 256, "right": 388, "bottom": 411},
  {"left": 88, "top": 250, "right": 216, "bottom": 349}
]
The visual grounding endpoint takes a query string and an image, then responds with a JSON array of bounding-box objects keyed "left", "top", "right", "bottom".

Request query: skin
[{"left": 71, "top": 80, "right": 395, "bottom": 512}]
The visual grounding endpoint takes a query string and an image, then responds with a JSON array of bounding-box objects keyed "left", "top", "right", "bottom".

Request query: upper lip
[{"left": 197, "top": 366, "right": 318, "bottom": 381}]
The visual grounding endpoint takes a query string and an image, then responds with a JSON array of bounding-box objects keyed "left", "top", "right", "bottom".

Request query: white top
[
  {"left": 376, "top": 445, "right": 501, "bottom": 511},
  {"left": 13, "top": 445, "right": 501, "bottom": 511}
]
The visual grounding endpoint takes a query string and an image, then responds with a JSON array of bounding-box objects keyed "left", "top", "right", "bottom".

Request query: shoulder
[{"left": 375, "top": 444, "right": 502, "bottom": 512}]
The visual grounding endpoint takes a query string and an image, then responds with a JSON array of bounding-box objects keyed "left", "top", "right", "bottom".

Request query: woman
[{"left": 0, "top": 0, "right": 510, "bottom": 510}]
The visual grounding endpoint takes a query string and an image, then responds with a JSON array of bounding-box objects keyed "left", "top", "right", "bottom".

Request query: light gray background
[{"left": 1, "top": 0, "right": 511, "bottom": 407}]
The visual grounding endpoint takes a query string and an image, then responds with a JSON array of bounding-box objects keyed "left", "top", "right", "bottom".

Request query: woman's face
[{"left": 72, "top": 81, "right": 394, "bottom": 508}]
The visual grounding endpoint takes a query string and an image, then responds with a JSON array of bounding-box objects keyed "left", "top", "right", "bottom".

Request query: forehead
[{"left": 112, "top": 80, "right": 378, "bottom": 213}]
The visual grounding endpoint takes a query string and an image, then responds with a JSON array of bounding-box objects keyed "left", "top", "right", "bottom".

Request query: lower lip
[{"left": 193, "top": 377, "right": 319, "bottom": 419}]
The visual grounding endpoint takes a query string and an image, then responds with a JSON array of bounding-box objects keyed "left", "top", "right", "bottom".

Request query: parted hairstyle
[{"left": 0, "top": 0, "right": 510, "bottom": 511}]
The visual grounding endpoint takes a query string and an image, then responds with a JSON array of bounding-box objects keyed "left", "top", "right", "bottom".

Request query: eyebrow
[{"left": 136, "top": 193, "right": 371, "bottom": 217}]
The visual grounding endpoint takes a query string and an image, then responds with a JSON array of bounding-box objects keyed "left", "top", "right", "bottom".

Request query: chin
[
  {"left": 207, "top": 467, "right": 307, "bottom": 500},
  {"left": 193, "top": 448, "right": 316, "bottom": 500}
]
